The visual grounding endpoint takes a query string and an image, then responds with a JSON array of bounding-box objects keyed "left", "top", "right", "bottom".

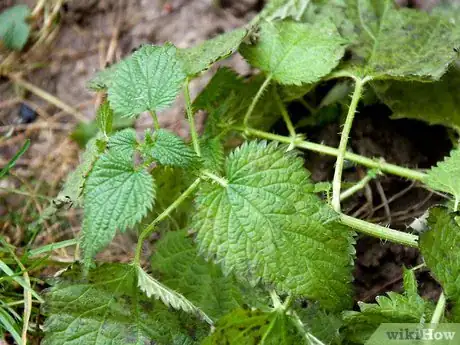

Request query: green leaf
[
  {"left": 0, "top": 5, "right": 30, "bottom": 50},
  {"left": 42, "top": 263, "right": 206, "bottom": 345},
  {"left": 82, "top": 150, "right": 155, "bottom": 266},
  {"left": 200, "top": 136, "right": 225, "bottom": 174},
  {"left": 193, "top": 141, "right": 355, "bottom": 311},
  {"left": 177, "top": 28, "right": 248, "bottom": 76},
  {"left": 373, "top": 68, "right": 460, "bottom": 130},
  {"left": 96, "top": 100, "right": 113, "bottom": 136},
  {"left": 420, "top": 206, "right": 460, "bottom": 319},
  {"left": 343, "top": 0, "right": 460, "bottom": 80},
  {"left": 0, "top": 139, "right": 30, "bottom": 179},
  {"left": 151, "top": 230, "right": 244, "bottom": 319},
  {"left": 87, "top": 64, "right": 118, "bottom": 91},
  {"left": 240, "top": 20, "right": 346, "bottom": 85},
  {"left": 262, "top": 0, "right": 311, "bottom": 21},
  {"left": 202, "top": 308, "right": 303, "bottom": 345},
  {"left": 0, "top": 306, "right": 21, "bottom": 345},
  {"left": 425, "top": 149, "right": 460, "bottom": 209},
  {"left": 136, "top": 266, "right": 212, "bottom": 324},
  {"left": 343, "top": 268, "right": 434, "bottom": 344},
  {"left": 108, "top": 128, "right": 137, "bottom": 158},
  {"left": 108, "top": 44, "right": 186, "bottom": 117},
  {"left": 141, "top": 129, "right": 199, "bottom": 169}
]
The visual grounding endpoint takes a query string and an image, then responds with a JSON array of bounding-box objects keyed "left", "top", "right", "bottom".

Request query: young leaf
[
  {"left": 0, "top": 5, "right": 30, "bottom": 50},
  {"left": 96, "top": 100, "right": 113, "bottom": 136},
  {"left": 151, "top": 230, "right": 244, "bottom": 319},
  {"left": 373, "top": 69, "right": 460, "bottom": 130},
  {"left": 87, "top": 63, "right": 118, "bottom": 91},
  {"left": 344, "top": 0, "right": 460, "bottom": 80},
  {"left": 82, "top": 150, "right": 155, "bottom": 266},
  {"left": 136, "top": 266, "right": 212, "bottom": 325},
  {"left": 425, "top": 150, "right": 460, "bottom": 209},
  {"left": 107, "top": 128, "right": 137, "bottom": 158},
  {"left": 141, "top": 129, "right": 199, "bottom": 169},
  {"left": 108, "top": 44, "right": 186, "bottom": 117},
  {"left": 343, "top": 268, "right": 434, "bottom": 343},
  {"left": 201, "top": 308, "right": 303, "bottom": 345},
  {"left": 262, "top": 0, "right": 311, "bottom": 21},
  {"left": 193, "top": 141, "right": 355, "bottom": 311},
  {"left": 42, "top": 264, "right": 205, "bottom": 345},
  {"left": 177, "top": 28, "right": 248, "bottom": 76},
  {"left": 240, "top": 20, "right": 346, "bottom": 85},
  {"left": 200, "top": 136, "right": 225, "bottom": 174},
  {"left": 420, "top": 207, "right": 460, "bottom": 319}
]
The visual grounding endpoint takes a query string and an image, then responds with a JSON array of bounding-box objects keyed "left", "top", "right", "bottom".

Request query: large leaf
[
  {"left": 82, "top": 150, "right": 155, "bottom": 266},
  {"left": 201, "top": 308, "right": 303, "bottom": 345},
  {"left": 0, "top": 5, "right": 30, "bottom": 50},
  {"left": 192, "top": 141, "right": 355, "bottom": 311},
  {"left": 343, "top": 0, "right": 460, "bottom": 80},
  {"left": 42, "top": 264, "right": 206, "bottom": 345},
  {"left": 239, "top": 20, "right": 346, "bottom": 85},
  {"left": 343, "top": 268, "right": 434, "bottom": 344},
  {"left": 151, "top": 230, "right": 244, "bottom": 319},
  {"left": 177, "top": 28, "right": 248, "bottom": 76},
  {"left": 420, "top": 206, "right": 460, "bottom": 320},
  {"left": 108, "top": 44, "right": 186, "bottom": 117},
  {"left": 373, "top": 68, "right": 460, "bottom": 131},
  {"left": 425, "top": 150, "right": 460, "bottom": 209}
]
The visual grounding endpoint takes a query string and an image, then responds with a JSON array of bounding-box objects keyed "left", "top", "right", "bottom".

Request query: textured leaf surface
[
  {"left": 374, "top": 69, "right": 460, "bottom": 130},
  {"left": 344, "top": 0, "right": 460, "bottom": 80},
  {"left": 0, "top": 5, "right": 30, "bottom": 50},
  {"left": 262, "top": 0, "right": 311, "bottom": 21},
  {"left": 192, "top": 141, "right": 355, "bottom": 311},
  {"left": 240, "top": 20, "right": 346, "bottom": 85},
  {"left": 420, "top": 207, "right": 460, "bottom": 313},
  {"left": 82, "top": 150, "right": 155, "bottom": 266},
  {"left": 108, "top": 128, "right": 137, "bottom": 158},
  {"left": 177, "top": 28, "right": 248, "bottom": 76},
  {"left": 343, "top": 268, "right": 434, "bottom": 344},
  {"left": 201, "top": 308, "right": 303, "bottom": 345},
  {"left": 136, "top": 266, "right": 212, "bottom": 324},
  {"left": 87, "top": 64, "right": 117, "bottom": 91},
  {"left": 42, "top": 264, "right": 204, "bottom": 345},
  {"left": 142, "top": 129, "right": 199, "bottom": 168},
  {"left": 425, "top": 150, "right": 460, "bottom": 209},
  {"left": 151, "top": 230, "right": 243, "bottom": 319},
  {"left": 200, "top": 137, "right": 225, "bottom": 174},
  {"left": 108, "top": 44, "right": 186, "bottom": 117},
  {"left": 96, "top": 100, "right": 113, "bottom": 136}
]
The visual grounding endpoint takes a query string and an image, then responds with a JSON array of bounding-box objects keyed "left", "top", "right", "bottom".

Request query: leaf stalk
[
  {"left": 184, "top": 78, "right": 201, "bottom": 156},
  {"left": 243, "top": 74, "right": 273, "bottom": 128}
]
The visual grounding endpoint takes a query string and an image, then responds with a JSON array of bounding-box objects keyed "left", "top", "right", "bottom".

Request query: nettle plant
[{"left": 39, "top": 0, "right": 460, "bottom": 344}]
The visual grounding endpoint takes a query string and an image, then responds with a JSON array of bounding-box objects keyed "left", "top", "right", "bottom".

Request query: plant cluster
[{"left": 2, "top": 0, "right": 460, "bottom": 344}]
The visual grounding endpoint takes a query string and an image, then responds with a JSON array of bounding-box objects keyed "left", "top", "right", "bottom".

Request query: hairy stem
[
  {"left": 430, "top": 292, "right": 446, "bottom": 325},
  {"left": 339, "top": 214, "right": 419, "bottom": 248},
  {"left": 332, "top": 77, "right": 368, "bottom": 212},
  {"left": 274, "top": 89, "right": 296, "bottom": 138},
  {"left": 184, "top": 78, "right": 201, "bottom": 156},
  {"left": 149, "top": 111, "right": 160, "bottom": 130},
  {"left": 236, "top": 127, "right": 427, "bottom": 181},
  {"left": 134, "top": 177, "right": 202, "bottom": 264},
  {"left": 340, "top": 174, "right": 374, "bottom": 201},
  {"left": 243, "top": 74, "right": 272, "bottom": 127}
]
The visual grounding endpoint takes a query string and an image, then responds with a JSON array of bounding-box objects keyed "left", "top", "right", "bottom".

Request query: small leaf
[
  {"left": 96, "top": 100, "right": 113, "bottom": 136},
  {"left": 193, "top": 141, "right": 355, "bottom": 311},
  {"left": 151, "top": 230, "right": 244, "bottom": 319},
  {"left": 425, "top": 149, "right": 460, "bottom": 209},
  {"left": 239, "top": 20, "right": 346, "bottom": 85},
  {"left": 262, "top": 0, "right": 311, "bottom": 21},
  {"left": 42, "top": 264, "right": 206, "bottom": 345},
  {"left": 108, "top": 44, "right": 186, "bottom": 117},
  {"left": 82, "top": 150, "right": 155, "bottom": 266},
  {"left": 136, "top": 265, "right": 212, "bottom": 324},
  {"left": 0, "top": 5, "right": 30, "bottom": 50},
  {"left": 200, "top": 136, "right": 225, "bottom": 174},
  {"left": 420, "top": 206, "right": 460, "bottom": 319},
  {"left": 141, "top": 129, "right": 199, "bottom": 169},
  {"left": 87, "top": 64, "right": 117, "bottom": 91},
  {"left": 177, "top": 28, "right": 248, "bottom": 76},
  {"left": 373, "top": 68, "right": 460, "bottom": 130},
  {"left": 201, "top": 308, "right": 303, "bottom": 345},
  {"left": 343, "top": 267, "right": 434, "bottom": 344},
  {"left": 108, "top": 128, "right": 137, "bottom": 158}
]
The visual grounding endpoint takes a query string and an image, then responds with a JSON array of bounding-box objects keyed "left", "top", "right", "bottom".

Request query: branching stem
[
  {"left": 134, "top": 177, "right": 202, "bottom": 264},
  {"left": 243, "top": 74, "right": 272, "bottom": 127},
  {"left": 184, "top": 78, "right": 201, "bottom": 157},
  {"left": 340, "top": 174, "right": 375, "bottom": 201}
]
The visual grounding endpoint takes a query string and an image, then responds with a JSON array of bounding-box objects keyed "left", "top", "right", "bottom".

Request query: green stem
[
  {"left": 134, "top": 177, "right": 202, "bottom": 264},
  {"left": 273, "top": 89, "right": 296, "bottom": 138},
  {"left": 202, "top": 170, "right": 228, "bottom": 187},
  {"left": 340, "top": 174, "right": 374, "bottom": 201},
  {"left": 237, "top": 127, "right": 426, "bottom": 181},
  {"left": 339, "top": 213, "right": 419, "bottom": 248},
  {"left": 149, "top": 111, "right": 160, "bottom": 130},
  {"left": 430, "top": 292, "right": 446, "bottom": 324},
  {"left": 332, "top": 78, "right": 368, "bottom": 212},
  {"left": 184, "top": 78, "right": 201, "bottom": 156},
  {"left": 243, "top": 74, "right": 272, "bottom": 127}
]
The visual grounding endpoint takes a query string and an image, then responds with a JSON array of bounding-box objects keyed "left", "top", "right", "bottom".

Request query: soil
[{"left": 0, "top": 0, "right": 453, "bottom": 325}]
